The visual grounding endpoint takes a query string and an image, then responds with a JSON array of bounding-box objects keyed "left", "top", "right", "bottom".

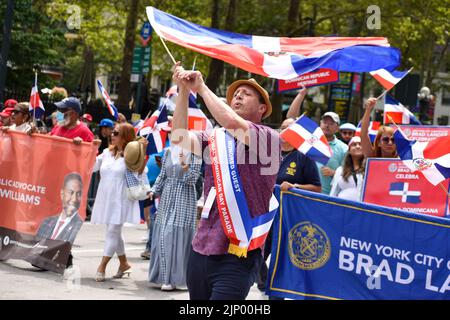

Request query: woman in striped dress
[{"left": 148, "top": 144, "right": 202, "bottom": 290}]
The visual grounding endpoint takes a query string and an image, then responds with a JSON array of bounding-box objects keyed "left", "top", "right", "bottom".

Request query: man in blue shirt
[{"left": 316, "top": 112, "right": 348, "bottom": 195}]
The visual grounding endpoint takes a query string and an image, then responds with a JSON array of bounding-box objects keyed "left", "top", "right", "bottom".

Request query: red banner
[
  {"left": 397, "top": 125, "right": 450, "bottom": 142},
  {"left": 362, "top": 159, "right": 449, "bottom": 218},
  {"left": 277, "top": 68, "right": 339, "bottom": 92},
  {"left": 0, "top": 131, "right": 97, "bottom": 272}
]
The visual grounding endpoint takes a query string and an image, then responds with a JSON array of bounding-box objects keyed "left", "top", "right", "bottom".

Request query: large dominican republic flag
[
  {"left": 393, "top": 128, "right": 450, "bottom": 186},
  {"left": 384, "top": 95, "right": 421, "bottom": 125},
  {"left": 355, "top": 121, "right": 381, "bottom": 144},
  {"left": 280, "top": 115, "right": 332, "bottom": 165},
  {"left": 146, "top": 7, "right": 400, "bottom": 80}
]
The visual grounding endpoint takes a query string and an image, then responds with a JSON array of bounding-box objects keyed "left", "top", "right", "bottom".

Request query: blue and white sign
[{"left": 267, "top": 186, "right": 450, "bottom": 300}]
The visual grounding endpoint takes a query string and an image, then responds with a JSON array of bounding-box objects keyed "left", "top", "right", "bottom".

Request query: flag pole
[
  {"left": 192, "top": 56, "right": 197, "bottom": 71},
  {"left": 439, "top": 183, "right": 450, "bottom": 196},
  {"left": 159, "top": 36, "right": 177, "bottom": 65},
  {"left": 33, "top": 70, "right": 37, "bottom": 125}
]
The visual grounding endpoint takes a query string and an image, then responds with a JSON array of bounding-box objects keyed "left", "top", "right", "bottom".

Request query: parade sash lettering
[{"left": 208, "top": 128, "right": 278, "bottom": 257}]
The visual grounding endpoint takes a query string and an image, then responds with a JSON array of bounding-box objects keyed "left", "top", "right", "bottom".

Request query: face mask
[{"left": 56, "top": 111, "right": 65, "bottom": 124}]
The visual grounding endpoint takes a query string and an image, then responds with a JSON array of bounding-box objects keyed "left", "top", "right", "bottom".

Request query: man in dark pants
[{"left": 172, "top": 64, "right": 280, "bottom": 300}]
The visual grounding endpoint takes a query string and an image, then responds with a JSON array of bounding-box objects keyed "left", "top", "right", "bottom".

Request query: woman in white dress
[
  {"left": 91, "top": 123, "right": 147, "bottom": 282},
  {"left": 330, "top": 136, "right": 366, "bottom": 201}
]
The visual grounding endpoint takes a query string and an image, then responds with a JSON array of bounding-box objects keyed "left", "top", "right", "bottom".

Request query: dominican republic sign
[
  {"left": 277, "top": 68, "right": 339, "bottom": 92},
  {"left": 397, "top": 125, "right": 450, "bottom": 142},
  {"left": 267, "top": 186, "right": 450, "bottom": 300},
  {"left": 362, "top": 159, "right": 449, "bottom": 217}
]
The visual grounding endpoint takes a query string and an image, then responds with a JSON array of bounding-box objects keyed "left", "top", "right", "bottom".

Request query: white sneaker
[{"left": 161, "top": 284, "right": 175, "bottom": 291}]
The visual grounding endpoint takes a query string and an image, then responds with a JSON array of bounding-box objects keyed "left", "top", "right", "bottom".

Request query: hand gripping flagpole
[
  {"left": 387, "top": 114, "right": 449, "bottom": 196},
  {"left": 376, "top": 67, "right": 414, "bottom": 101}
]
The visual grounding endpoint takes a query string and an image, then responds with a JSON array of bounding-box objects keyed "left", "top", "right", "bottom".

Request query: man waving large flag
[{"left": 146, "top": 7, "right": 401, "bottom": 80}]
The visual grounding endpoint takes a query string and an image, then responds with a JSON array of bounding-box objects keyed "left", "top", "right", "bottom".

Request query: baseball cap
[
  {"left": 13, "top": 102, "right": 30, "bottom": 113},
  {"left": 55, "top": 97, "right": 82, "bottom": 114},
  {"left": 4, "top": 99, "right": 18, "bottom": 108},
  {"left": 99, "top": 118, "right": 114, "bottom": 128},
  {"left": 322, "top": 111, "right": 340, "bottom": 125},
  {"left": 82, "top": 113, "right": 93, "bottom": 122},
  {"left": 339, "top": 123, "right": 357, "bottom": 131},
  {"left": 0, "top": 107, "right": 14, "bottom": 117},
  {"left": 226, "top": 78, "right": 272, "bottom": 119}
]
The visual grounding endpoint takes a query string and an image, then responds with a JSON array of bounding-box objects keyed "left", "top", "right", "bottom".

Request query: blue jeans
[{"left": 186, "top": 247, "right": 262, "bottom": 300}]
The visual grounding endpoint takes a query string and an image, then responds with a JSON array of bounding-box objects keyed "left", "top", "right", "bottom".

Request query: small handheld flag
[
  {"left": 384, "top": 95, "right": 421, "bottom": 125},
  {"left": 29, "top": 73, "right": 45, "bottom": 119},
  {"left": 280, "top": 115, "right": 332, "bottom": 165},
  {"left": 97, "top": 80, "right": 119, "bottom": 120}
]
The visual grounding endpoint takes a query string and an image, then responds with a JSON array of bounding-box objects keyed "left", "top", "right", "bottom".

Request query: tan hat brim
[{"left": 226, "top": 79, "right": 272, "bottom": 120}]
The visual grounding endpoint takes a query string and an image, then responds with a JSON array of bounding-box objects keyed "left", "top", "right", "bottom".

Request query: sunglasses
[
  {"left": 112, "top": 130, "right": 120, "bottom": 136},
  {"left": 381, "top": 136, "right": 395, "bottom": 144}
]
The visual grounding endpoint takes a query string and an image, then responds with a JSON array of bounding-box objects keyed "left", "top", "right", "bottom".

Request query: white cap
[
  {"left": 322, "top": 111, "right": 340, "bottom": 125},
  {"left": 339, "top": 123, "right": 357, "bottom": 131}
]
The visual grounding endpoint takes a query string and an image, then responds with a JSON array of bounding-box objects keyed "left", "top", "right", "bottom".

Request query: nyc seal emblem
[{"left": 288, "top": 221, "right": 331, "bottom": 270}]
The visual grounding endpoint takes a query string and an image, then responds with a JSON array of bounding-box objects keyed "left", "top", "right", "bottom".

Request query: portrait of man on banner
[{"left": 36, "top": 172, "right": 84, "bottom": 244}]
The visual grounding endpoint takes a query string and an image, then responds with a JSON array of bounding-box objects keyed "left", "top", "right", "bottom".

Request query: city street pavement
[{"left": 0, "top": 222, "right": 268, "bottom": 300}]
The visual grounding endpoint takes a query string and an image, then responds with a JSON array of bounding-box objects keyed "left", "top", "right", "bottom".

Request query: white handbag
[{"left": 125, "top": 169, "right": 151, "bottom": 201}]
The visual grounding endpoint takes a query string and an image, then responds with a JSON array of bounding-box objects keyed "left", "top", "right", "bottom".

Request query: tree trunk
[
  {"left": 206, "top": 0, "right": 237, "bottom": 95},
  {"left": 117, "top": 0, "right": 139, "bottom": 110}
]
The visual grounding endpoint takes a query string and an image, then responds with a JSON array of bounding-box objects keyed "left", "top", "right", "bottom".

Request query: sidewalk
[{"left": 0, "top": 223, "right": 268, "bottom": 300}]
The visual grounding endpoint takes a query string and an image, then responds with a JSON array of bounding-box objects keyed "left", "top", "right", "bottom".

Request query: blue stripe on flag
[
  {"left": 298, "top": 116, "right": 320, "bottom": 134},
  {"left": 291, "top": 45, "right": 401, "bottom": 76},
  {"left": 393, "top": 130, "right": 415, "bottom": 160},
  {"left": 406, "top": 195, "right": 421, "bottom": 204},
  {"left": 306, "top": 146, "right": 330, "bottom": 165},
  {"left": 153, "top": 7, "right": 253, "bottom": 47},
  {"left": 435, "top": 163, "right": 450, "bottom": 181},
  {"left": 389, "top": 182, "right": 405, "bottom": 191}
]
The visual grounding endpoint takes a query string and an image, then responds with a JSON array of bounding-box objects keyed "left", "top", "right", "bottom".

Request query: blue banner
[{"left": 267, "top": 186, "right": 450, "bottom": 300}]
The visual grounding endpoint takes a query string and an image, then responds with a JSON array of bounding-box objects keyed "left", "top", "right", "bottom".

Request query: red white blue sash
[{"left": 208, "top": 128, "right": 278, "bottom": 257}]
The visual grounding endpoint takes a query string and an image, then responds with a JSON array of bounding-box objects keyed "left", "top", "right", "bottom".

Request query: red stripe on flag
[
  {"left": 188, "top": 116, "right": 207, "bottom": 131},
  {"left": 372, "top": 74, "right": 394, "bottom": 90},
  {"left": 159, "top": 31, "right": 268, "bottom": 77},
  {"left": 281, "top": 128, "right": 305, "bottom": 150},
  {"left": 384, "top": 112, "right": 403, "bottom": 125}
]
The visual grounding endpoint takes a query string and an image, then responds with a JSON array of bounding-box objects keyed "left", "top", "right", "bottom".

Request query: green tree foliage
[{"left": 0, "top": 0, "right": 66, "bottom": 92}]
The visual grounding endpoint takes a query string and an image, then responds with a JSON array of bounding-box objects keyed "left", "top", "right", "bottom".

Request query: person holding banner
[
  {"left": 361, "top": 98, "right": 397, "bottom": 158},
  {"left": 50, "top": 97, "right": 94, "bottom": 144},
  {"left": 1, "top": 102, "right": 32, "bottom": 133},
  {"left": 91, "top": 123, "right": 147, "bottom": 282},
  {"left": 330, "top": 136, "right": 366, "bottom": 201},
  {"left": 172, "top": 63, "right": 280, "bottom": 300}
]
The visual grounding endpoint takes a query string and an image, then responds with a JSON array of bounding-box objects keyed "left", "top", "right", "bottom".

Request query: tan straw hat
[
  {"left": 124, "top": 140, "right": 145, "bottom": 172},
  {"left": 226, "top": 78, "right": 272, "bottom": 119}
]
